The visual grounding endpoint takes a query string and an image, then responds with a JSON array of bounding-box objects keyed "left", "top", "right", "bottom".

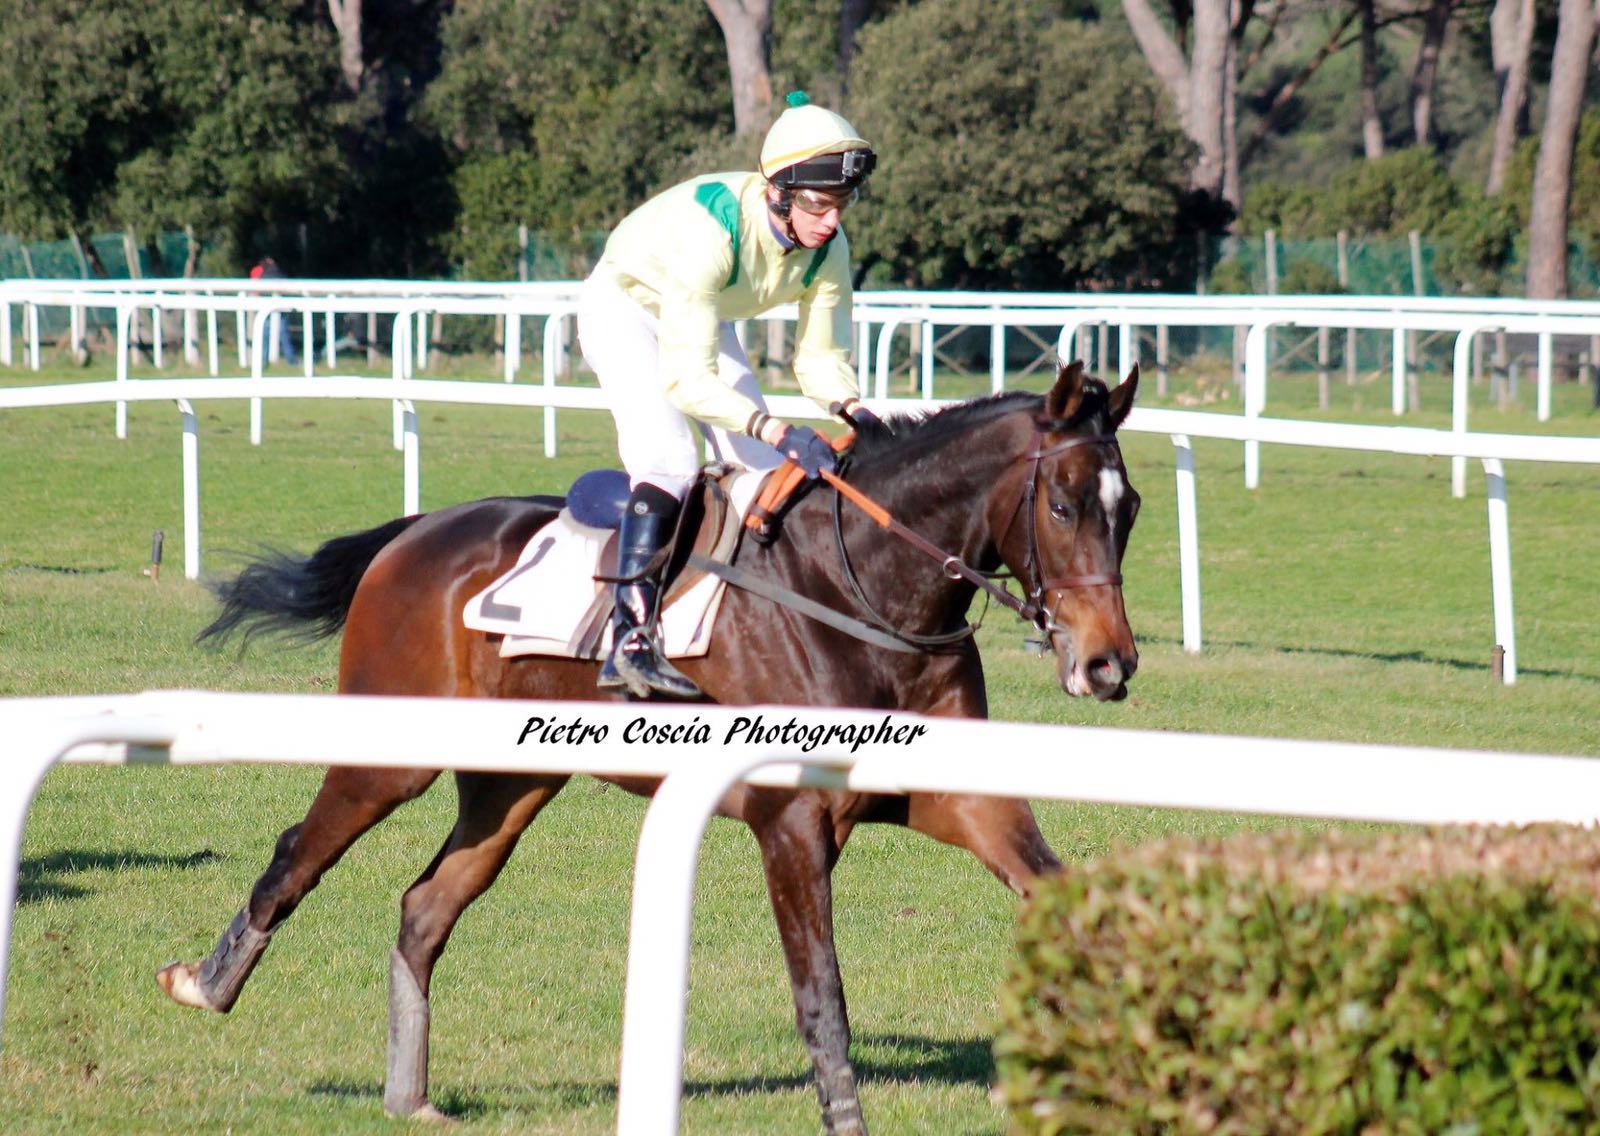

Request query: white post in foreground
[
  {"left": 178, "top": 399, "right": 200, "bottom": 579},
  {"left": 1483, "top": 458, "right": 1516, "bottom": 684},
  {"left": 1172, "top": 434, "right": 1202, "bottom": 653}
]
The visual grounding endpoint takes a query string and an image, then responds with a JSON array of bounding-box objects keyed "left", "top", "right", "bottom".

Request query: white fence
[
  {"left": 4, "top": 366, "right": 1597, "bottom": 684},
  {"left": 4, "top": 691, "right": 1600, "bottom": 1133}
]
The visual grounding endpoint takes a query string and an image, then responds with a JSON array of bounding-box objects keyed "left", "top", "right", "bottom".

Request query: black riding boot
[{"left": 597, "top": 484, "right": 702, "bottom": 699}]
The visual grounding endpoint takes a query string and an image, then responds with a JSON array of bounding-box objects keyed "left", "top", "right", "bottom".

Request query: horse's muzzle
[{"left": 1054, "top": 636, "right": 1137, "bottom": 701}]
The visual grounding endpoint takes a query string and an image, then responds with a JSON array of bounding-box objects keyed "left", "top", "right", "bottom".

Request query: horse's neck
[
  {"left": 825, "top": 414, "right": 1026, "bottom": 630},
  {"left": 857, "top": 413, "right": 1024, "bottom": 563}
]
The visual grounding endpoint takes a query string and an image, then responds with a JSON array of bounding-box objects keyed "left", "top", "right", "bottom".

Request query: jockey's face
[{"left": 769, "top": 185, "right": 849, "bottom": 250}]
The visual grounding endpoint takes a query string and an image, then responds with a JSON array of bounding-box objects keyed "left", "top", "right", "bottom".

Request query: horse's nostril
[{"left": 1086, "top": 655, "right": 1123, "bottom": 690}]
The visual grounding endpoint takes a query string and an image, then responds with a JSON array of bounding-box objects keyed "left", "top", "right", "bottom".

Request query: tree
[
  {"left": 0, "top": 0, "right": 340, "bottom": 269},
  {"left": 1407, "top": 0, "right": 1455, "bottom": 148},
  {"left": 326, "top": 0, "right": 364, "bottom": 95},
  {"left": 848, "top": 0, "right": 1192, "bottom": 290},
  {"left": 1360, "top": 0, "right": 1385, "bottom": 158},
  {"left": 1122, "top": 0, "right": 1237, "bottom": 206},
  {"left": 705, "top": 0, "right": 773, "bottom": 136},
  {"left": 1486, "top": 0, "right": 1535, "bottom": 194},
  {"left": 1526, "top": 0, "right": 1596, "bottom": 298},
  {"left": 426, "top": 0, "right": 731, "bottom": 274}
]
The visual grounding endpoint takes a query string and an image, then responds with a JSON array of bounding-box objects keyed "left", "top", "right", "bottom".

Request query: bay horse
[{"left": 157, "top": 360, "right": 1140, "bottom": 1135}]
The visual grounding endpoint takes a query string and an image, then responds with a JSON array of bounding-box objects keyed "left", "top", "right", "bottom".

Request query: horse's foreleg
[
  {"left": 157, "top": 765, "right": 440, "bottom": 1012},
  {"left": 903, "top": 793, "right": 1062, "bottom": 896},
  {"left": 750, "top": 791, "right": 865, "bottom": 1136},
  {"left": 385, "top": 772, "right": 568, "bottom": 1121}
]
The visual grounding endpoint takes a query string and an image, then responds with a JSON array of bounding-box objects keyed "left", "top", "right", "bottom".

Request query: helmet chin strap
[{"left": 768, "top": 191, "right": 802, "bottom": 248}]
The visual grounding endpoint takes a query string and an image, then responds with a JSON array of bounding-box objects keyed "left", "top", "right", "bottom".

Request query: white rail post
[
  {"left": 115, "top": 304, "right": 133, "bottom": 439},
  {"left": 541, "top": 314, "right": 564, "bottom": 458},
  {"left": 1119, "top": 322, "right": 1135, "bottom": 377},
  {"left": 1483, "top": 458, "right": 1517, "bottom": 685},
  {"left": 1055, "top": 319, "right": 1087, "bottom": 369},
  {"left": 1391, "top": 326, "right": 1406, "bottom": 415},
  {"left": 391, "top": 310, "right": 411, "bottom": 451},
  {"left": 250, "top": 309, "right": 271, "bottom": 446},
  {"left": 0, "top": 709, "right": 176, "bottom": 1039},
  {"left": 873, "top": 318, "right": 903, "bottom": 401},
  {"left": 0, "top": 299, "right": 11, "bottom": 366},
  {"left": 178, "top": 399, "right": 201, "bottom": 578},
  {"left": 1243, "top": 322, "right": 1269, "bottom": 489},
  {"left": 1536, "top": 330, "right": 1553, "bottom": 422},
  {"left": 504, "top": 307, "right": 521, "bottom": 383},
  {"left": 1451, "top": 328, "right": 1477, "bottom": 499},
  {"left": 1173, "top": 434, "right": 1202, "bottom": 653},
  {"left": 206, "top": 305, "right": 220, "bottom": 376},
  {"left": 401, "top": 400, "right": 420, "bottom": 516},
  {"left": 27, "top": 302, "right": 40, "bottom": 372},
  {"left": 990, "top": 320, "right": 1005, "bottom": 393},
  {"left": 920, "top": 317, "right": 934, "bottom": 398},
  {"left": 236, "top": 309, "right": 248, "bottom": 368},
  {"left": 325, "top": 310, "right": 336, "bottom": 370},
  {"left": 617, "top": 748, "right": 832, "bottom": 1136}
]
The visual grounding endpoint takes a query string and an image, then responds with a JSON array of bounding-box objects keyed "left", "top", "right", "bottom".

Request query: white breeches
[{"left": 578, "top": 272, "right": 783, "bottom": 499}]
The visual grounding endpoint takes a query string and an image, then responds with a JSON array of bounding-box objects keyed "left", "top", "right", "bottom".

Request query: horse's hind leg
[
  {"left": 385, "top": 771, "right": 568, "bottom": 1120},
  {"left": 904, "top": 793, "right": 1061, "bottom": 896},
  {"left": 156, "top": 764, "right": 441, "bottom": 1012},
  {"left": 747, "top": 790, "right": 865, "bottom": 1136}
]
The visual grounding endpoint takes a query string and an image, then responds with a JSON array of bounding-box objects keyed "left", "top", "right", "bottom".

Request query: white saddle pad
[{"left": 463, "top": 471, "right": 766, "bottom": 661}]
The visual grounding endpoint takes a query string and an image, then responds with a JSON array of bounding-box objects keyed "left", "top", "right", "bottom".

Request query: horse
[{"left": 156, "top": 360, "right": 1140, "bottom": 1135}]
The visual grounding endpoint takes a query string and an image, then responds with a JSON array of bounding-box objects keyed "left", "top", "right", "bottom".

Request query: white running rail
[{"left": 2, "top": 691, "right": 1598, "bottom": 1133}]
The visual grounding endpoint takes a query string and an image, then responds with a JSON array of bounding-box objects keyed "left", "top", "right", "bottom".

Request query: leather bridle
[{"left": 826, "top": 425, "right": 1123, "bottom": 650}]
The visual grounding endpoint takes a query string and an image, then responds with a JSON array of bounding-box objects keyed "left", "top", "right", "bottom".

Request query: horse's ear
[
  {"left": 1046, "top": 359, "right": 1086, "bottom": 421},
  {"left": 1107, "top": 363, "right": 1139, "bottom": 430}
]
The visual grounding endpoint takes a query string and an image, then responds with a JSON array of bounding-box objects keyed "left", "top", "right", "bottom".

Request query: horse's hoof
[
  {"left": 155, "top": 961, "right": 218, "bottom": 1011},
  {"left": 385, "top": 1100, "right": 454, "bottom": 1125}
]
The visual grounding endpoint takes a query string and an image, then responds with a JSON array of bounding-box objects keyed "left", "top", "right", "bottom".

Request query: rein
[{"left": 823, "top": 428, "right": 1121, "bottom": 649}]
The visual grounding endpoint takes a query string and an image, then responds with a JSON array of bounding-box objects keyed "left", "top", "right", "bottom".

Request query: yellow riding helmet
[{"left": 759, "top": 91, "right": 877, "bottom": 191}]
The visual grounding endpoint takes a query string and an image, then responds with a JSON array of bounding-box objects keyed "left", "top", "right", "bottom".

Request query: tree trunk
[
  {"left": 1360, "top": 0, "right": 1384, "bottom": 158},
  {"left": 838, "top": 0, "right": 873, "bottom": 90},
  {"left": 1526, "top": 0, "right": 1598, "bottom": 299},
  {"left": 326, "top": 0, "right": 364, "bottom": 95},
  {"left": 1408, "top": 0, "right": 1453, "bottom": 148},
  {"left": 1487, "top": 0, "right": 1535, "bottom": 194},
  {"left": 1123, "top": 0, "right": 1232, "bottom": 197},
  {"left": 705, "top": 0, "right": 774, "bottom": 136}
]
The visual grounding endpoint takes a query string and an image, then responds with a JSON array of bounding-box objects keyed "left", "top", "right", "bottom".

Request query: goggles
[{"left": 790, "top": 187, "right": 859, "bottom": 216}]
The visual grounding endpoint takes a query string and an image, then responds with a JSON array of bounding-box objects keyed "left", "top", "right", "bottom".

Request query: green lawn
[{"left": 1, "top": 354, "right": 1597, "bottom": 1134}]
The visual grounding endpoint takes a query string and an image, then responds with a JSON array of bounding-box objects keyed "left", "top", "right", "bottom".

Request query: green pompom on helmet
[{"left": 760, "top": 90, "right": 877, "bottom": 191}]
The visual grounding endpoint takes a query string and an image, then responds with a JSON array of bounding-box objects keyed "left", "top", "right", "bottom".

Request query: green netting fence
[
  {"left": 2, "top": 230, "right": 203, "bottom": 339},
  {"left": 1204, "top": 232, "right": 1600, "bottom": 299}
]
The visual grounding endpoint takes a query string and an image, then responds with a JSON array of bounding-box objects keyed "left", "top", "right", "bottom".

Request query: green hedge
[{"left": 996, "top": 826, "right": 1600, "bottom": 1135}]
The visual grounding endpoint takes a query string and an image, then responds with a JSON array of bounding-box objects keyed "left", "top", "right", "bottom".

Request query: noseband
[{"left": 828, "top": 425, "right": 1122, "bottom": 649}]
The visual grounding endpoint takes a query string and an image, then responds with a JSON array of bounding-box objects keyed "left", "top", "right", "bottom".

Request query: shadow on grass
[
  {"left": 18, "top": 848, "right": 219, "bottom": 903},
  {"left": 306, "top": 1033, "right": 992, "bottom": 1120},
  {"left": 1136, "top": 630, "right": 1600, "bottom": 684}
]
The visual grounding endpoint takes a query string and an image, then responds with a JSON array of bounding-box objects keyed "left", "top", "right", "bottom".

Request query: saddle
[{"left": 563, "top": 465, "right": 748, "bottom": 659}]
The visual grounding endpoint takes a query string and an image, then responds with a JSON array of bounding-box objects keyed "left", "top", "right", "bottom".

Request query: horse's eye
[{"left": 1048, "top": 500, "right": 1072, "bottom": 522}]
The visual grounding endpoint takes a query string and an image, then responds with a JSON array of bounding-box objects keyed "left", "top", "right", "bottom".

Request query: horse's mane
[{"left": 847, "top": 381, "right": 1114, "bottom": 470}]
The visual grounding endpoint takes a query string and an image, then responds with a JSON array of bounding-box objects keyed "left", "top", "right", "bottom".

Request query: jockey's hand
[{"left": 774, "top": 424, "right": 837, "bottom": 479}]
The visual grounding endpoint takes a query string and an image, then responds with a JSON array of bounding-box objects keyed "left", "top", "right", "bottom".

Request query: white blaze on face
[{"left": 1098, "top": 468, "right": 1124, "bottom": 534}]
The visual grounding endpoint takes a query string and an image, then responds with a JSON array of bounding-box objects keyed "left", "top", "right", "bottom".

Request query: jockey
[{"left": 577, "top": 90, "right": 881, "bottom": 699}]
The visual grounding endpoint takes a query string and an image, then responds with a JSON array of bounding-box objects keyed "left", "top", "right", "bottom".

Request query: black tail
[{"left": 197, "top": 515, "right": 423, "bottom": 649}]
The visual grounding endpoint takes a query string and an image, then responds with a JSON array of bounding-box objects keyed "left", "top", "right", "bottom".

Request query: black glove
[
  {"left": 832, "top": 399, "right": 884, "bottom": 433},
  {"left": 846, "top": 404, "right": 884, "bottom": 432},
  {"left": 774, "top": 424, "right": 837, "bottom": 479}
]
